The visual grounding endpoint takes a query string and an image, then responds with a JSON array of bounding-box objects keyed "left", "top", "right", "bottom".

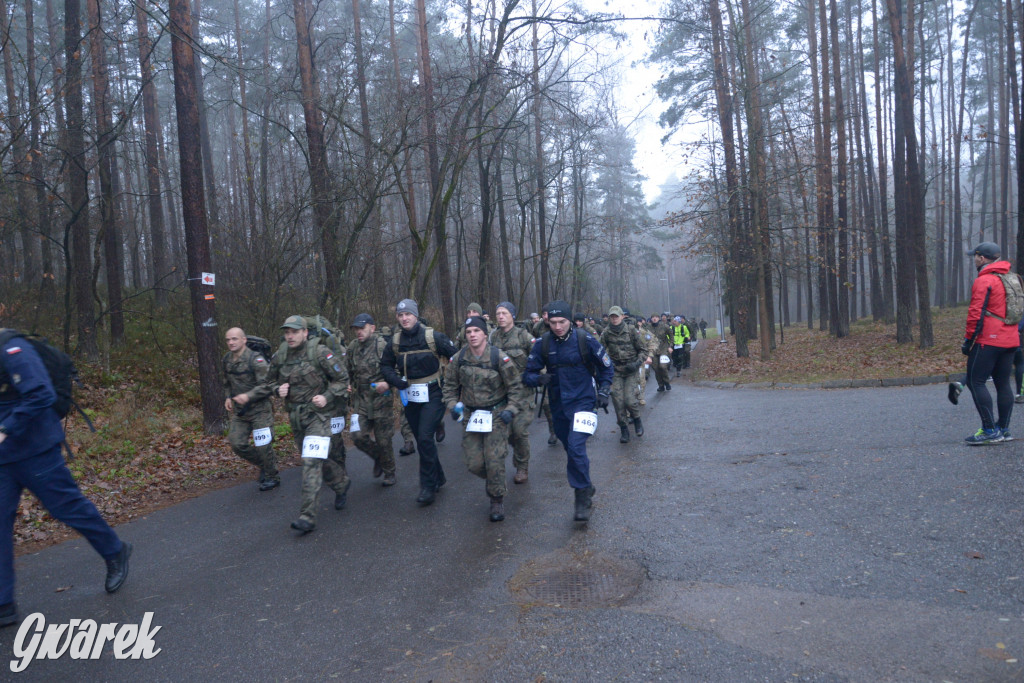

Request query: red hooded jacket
[{"left": 964, "top": 260, "right": 1020, "bottom": 348}]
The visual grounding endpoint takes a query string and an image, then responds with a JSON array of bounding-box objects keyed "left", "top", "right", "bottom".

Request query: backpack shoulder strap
[
  {"left": 578, "top": 330, "right": 597, "bottom": 378},
  {"left": 392, "top": 331, "right": 401, "bottom": 356},
  {"left": 541, "top": 332, "right": 551, "bottom": 363},
  {"left": 490, "top": 344, "right": 501, "bottom": 371},
  {"left": 425, "top": 327, "right": 436, "bottom": 354}
]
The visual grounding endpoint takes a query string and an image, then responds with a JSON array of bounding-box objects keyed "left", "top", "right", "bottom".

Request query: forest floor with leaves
[
  {"left": 696, "top": 304, "right": 968, "bottom": 383},
  {"left": 15, "top": 304, "right": 971, "bottom": 552},
  {"left": 12, "top": 318, "right": 306, "bottom": 554}
]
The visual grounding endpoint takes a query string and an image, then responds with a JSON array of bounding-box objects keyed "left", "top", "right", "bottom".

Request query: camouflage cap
[
  {"left": 466, "top": 302, "right": 484, "bottom": 315},
  {"left": 608, "top": 306, "right": 624, "bottom": 317},
  {"left": 281, "top": 314, "right": 306, "bottom": 330}
]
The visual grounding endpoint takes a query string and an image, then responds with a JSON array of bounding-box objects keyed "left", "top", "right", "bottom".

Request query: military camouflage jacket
[
  {"left": 649, "top": 321, "right": 673, "bottom": 355},
  {"left": 346, "top": 334, "right": 391, "bottom": 418},
  {"left": 253, "top": 341, "right": 348, "bottom": 413},
  {"left": 442, "top": 343, "right": 526, "bottom": 415},
  {"left": 222, "top": 346, "right": 271, "bottom": 404},
  {"left": 599, "top": 323, "right": 648, "bottom": 372},
  {"left": 488, "top": 325, "right": 535, "bottom": 374}
]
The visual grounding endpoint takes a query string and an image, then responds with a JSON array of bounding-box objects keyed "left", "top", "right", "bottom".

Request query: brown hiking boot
[{"left": 513, "top": 469, "right": 528, "bottom": 484}]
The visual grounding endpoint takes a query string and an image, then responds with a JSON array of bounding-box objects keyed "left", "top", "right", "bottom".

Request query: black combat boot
[
  {"left": 435, "top": 422, "right": 446, "bottom": 443},
  {"left": 619, "top": 425, "right": 630, "bottom": 443},
  {"left": 489, "top": 496, "right": 505, "bottom": 522},
  {"left": 547, "top": 433, "right": 558, "bottom": 445},
  {"left": 399, "top": 440, "right": 416, "bottom": 456},
  {"left": 633, "top": 417, "right": 644, "bottom": 437},
  {"left": 290, "top": 518, "right": 315, "bottom": 534},
  {"left": 573, "top": 485, "right": 595, "bottom": 522},
  {"left": 334, "top": 480, "right": 351, "bottom": 510},
  {"left": 104, "top": 542, "right": 133, "bottom": 593}
]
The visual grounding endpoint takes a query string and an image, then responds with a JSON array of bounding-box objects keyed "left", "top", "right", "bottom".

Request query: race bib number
[
  {"left": 301, "top": 435, "right": 331, "bottom": 459},
  {"left": 466, "top": 410, "right": 492, "bottom": 433},
  {"left": 330, "top": 416, "right": 345, "bottom": 434},
  {"left": 349, "top": 414, "right": 361, "bottom": 432},
  {"left": 673, "top": 344, "right": 683, "bottom": 349},
  {"left": 252, "top": 427, "right": 272, "bottom": 447},
  {"left": 572, "top": 411, "right": 598, "bottom": 435},
  {"left": 408, "top": 383, "right": 430, "bottom": 403},
  {"left": 660, "top": 354, "right": 671, "bottom": 365}
]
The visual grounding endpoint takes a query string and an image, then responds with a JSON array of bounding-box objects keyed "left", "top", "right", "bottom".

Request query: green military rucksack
[{"left": 277, "top": 315, "right": 346, "bottom": 363}]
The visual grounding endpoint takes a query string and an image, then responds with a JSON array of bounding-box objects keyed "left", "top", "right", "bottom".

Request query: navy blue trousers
[
  {"left": 0, "top": 445, "right": 122, "bottom": 604},
  {"left": 552, "top": 411, "right": 593, "bottom": 490}
]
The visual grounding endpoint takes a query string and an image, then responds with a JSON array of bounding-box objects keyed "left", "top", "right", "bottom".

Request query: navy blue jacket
[
  {"left": 524, "top": 328, "right": 613, "bottom": 419},
  {"left": 0, "top": 336, "right": 65, "bottom": 463}
]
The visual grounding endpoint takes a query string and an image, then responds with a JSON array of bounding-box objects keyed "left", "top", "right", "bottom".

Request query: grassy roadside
[{"left": 695, "top": 305, "right": 968, "bottom": 384}]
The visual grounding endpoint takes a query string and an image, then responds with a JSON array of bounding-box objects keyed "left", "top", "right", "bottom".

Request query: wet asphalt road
[{"left": 2, "top": 367, "right": 1023, "bottom": 682}]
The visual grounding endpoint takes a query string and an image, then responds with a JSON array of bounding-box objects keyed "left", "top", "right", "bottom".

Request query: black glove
[
  {"left": 961, "top": 339, "right": 972, "bottom": 356},
  {"left": 536, "top": 373, "right": 553, "bottom": 386},
  {"left": 595, "top": 388, "right": 611, "bottom": 413},
  {"left": 498, "top": 410, "right": 514, "bottom": 425}
]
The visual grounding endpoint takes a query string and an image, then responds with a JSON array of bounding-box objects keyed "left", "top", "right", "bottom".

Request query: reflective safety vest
[{"left": 672, "top": 325, "right": 690, "bottom": 345}]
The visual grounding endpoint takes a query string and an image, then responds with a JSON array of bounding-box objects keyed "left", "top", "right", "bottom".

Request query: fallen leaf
[
  {"left": 979, "top": 648, "right": 1012, "bottom": 661},
  {"left": 964, "top": 551, "right": 984, "bottom": 560},
  {"left": 54, "top": 585, "right": 72, "bottom": 593}
]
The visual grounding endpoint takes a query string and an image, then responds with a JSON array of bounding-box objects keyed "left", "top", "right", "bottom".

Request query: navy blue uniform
[
  {"left": 523, "top": 329, "right": 613, "bottom": 489},
  {"left": 0, "top": 335, "right": 122, "bottom": 606}
]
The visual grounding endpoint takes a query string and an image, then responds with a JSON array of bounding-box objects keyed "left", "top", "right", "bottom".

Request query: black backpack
[
  {"left": 246, "top": 335, "right": 272, "bottom": 358},
  {"left": 539, "top": 329, "right": 599, "bottom": 378},
  {"left": 0, "top": 330, "right": 94, "bottom": 437}
]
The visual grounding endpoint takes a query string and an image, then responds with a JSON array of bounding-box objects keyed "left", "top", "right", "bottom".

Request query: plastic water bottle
[
  {"left": 371, "top": 382, "right": 391, "bottom": 397},
  {"left": 399, "top": 377, "right": 409, "bottom": 406},
  {"left": 454, "top": 401, "right": 465, "bottom": 423}
]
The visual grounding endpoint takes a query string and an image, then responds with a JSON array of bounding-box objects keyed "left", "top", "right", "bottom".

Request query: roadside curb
[{"left": 692, "top": 372, "right": 967, "bottom": 391}]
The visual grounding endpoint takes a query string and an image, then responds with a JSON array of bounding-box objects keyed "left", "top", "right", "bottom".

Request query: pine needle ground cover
[{"left": 697, "top": 306, "right": 968, "bottom": 384}]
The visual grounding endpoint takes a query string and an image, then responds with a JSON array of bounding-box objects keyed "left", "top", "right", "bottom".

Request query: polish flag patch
[
  {"left": 326, "top": 353, "right": 334, "bottom": 359},
  {"left": 6, "top": 347, "right": 21, "bottom": 355}
]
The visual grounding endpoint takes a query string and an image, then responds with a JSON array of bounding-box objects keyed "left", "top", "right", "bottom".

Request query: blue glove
[
  {"left": 450, "top": 401, "right": 464, "bottom": 422},
  {"left": 498, "top": 410, "right": 514, "bottom": 425},
  {"left": 961, "top": 339, "right": 972, "bottom": 356}
]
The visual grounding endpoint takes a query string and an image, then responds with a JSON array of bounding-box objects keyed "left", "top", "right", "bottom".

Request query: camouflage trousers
[
  {"left": 462, "top": 416, "right": 510, "bottom": 499},
  {"left": 352, "top": 413, "right": 396, "bottom": 476},
  {"left": 653, "top": 355, "right": 672, "bottom": 387},
  {"left": 611, "top": 371, "right": 641, "bottom": 427},
  {"left": 635, "top": 365, "right": 648, "bottom": 403},
  {"left": 227, "top": 409, "right": 278, "bottom": 481},
  {"left": 290, "top": 407, "right": 348, "bottom": 527},
  {"left": 508, "top": 392, "right": 534, "bottom": 471},
  {"left": 540, "top": 390, "right": 555, "bottom": 437},
  {"left": 399, "top": 406, "right": 415, "bottom": 442}
]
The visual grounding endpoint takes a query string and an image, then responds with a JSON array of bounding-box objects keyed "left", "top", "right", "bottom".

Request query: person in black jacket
[{"left": 380, "top": 299, "right": 458, "bottom": 506}]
